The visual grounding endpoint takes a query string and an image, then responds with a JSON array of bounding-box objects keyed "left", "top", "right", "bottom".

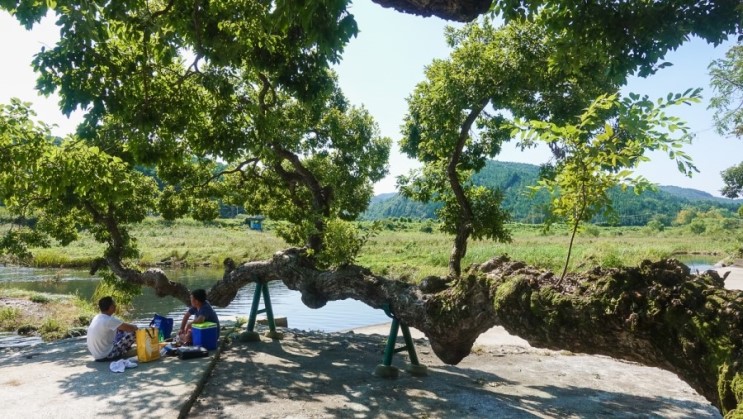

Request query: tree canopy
[
  {"left": 709, "top": 44, "right": 743, "bottom": 139},
  {"left": 709, "top": 43, "right": 743, "bottom": 200},
  {"left": 0, "top": 0, "right": 391, "bottom": 268}
]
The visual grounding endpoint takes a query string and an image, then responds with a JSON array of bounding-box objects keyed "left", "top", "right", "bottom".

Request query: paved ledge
[
  {"left": 716, "top": 266, "right": 743, "bottom": 290},
  {"left": 0, "top": 336, "right": 215, "bottom": 418}
]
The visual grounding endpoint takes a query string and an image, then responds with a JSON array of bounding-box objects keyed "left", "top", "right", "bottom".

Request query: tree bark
[
  {"left": 446, "top": 101, "right": 489, "bottom": 277},
  {"left": 105, "top": 249, "right": 743, "bottom": 415},
  {"left": 371, "top": 0, "right": 492, "bottom": 21}
]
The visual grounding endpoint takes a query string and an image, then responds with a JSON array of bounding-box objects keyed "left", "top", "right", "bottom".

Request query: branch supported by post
[
  {"left": 240, "top": 281, "right": 284, "bottom": 341},
  {"left": 374, "top": 304, "right": 428, "bottom": 378}
]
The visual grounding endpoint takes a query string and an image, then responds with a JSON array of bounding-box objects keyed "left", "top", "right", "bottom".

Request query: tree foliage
[
  {"left": 721, "top": 162, "right": 743, "bottom": 199},
  {"left": 399, "top": 18, "right": 621, "bottom": 277},
  {"left": 709, "top": 44, "right": 743, "bottom": 139},
  {"left": 709, "top": 43, "right": 743, "bottom": 200},
  {"left": 0, "top": 99, "right": 158, "bottom": 261},
  {"left": 493, "top": 0, "right": 742, "bottom": 82},
  {"left": 0, "top": 1, "right": 390, "bottom": 268},
  {"left": 516, "top": 90, "right": 701, "bottom": 280}
]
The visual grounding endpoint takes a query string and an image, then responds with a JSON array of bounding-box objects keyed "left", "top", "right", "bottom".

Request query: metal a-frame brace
[
  {"left": 374, "top": 304, "right": 428, "bottom": 378},
  {"left": 242, "top": 281, "right": 284, "bottom": 341}
]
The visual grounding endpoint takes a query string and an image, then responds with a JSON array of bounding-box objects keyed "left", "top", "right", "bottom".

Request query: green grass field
[
  {"left": 357, "top": 222, "right": 741, "bottom": 280},
  {"left": 7, "top": 216, "right": 742, "bottom": 282}
]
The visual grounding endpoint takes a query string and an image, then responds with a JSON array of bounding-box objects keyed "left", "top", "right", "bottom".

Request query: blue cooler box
[{"left": 191, "top": 322, "right": 219, "bottom": 350}]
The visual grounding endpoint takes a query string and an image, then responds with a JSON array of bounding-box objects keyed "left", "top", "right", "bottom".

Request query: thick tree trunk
[
  {"left": 449, "top": 224, "right": 470, "bottom": 278},
  {"left": 107, "top": 250, "right": 743, "bottom": 415},
  {"left": 371, "top": 0, "right": 491, "bottom": 21}
]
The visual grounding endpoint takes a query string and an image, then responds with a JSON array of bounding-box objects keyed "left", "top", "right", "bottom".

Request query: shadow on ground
[{"left": 189, "top": 330, "right": 720, "bottom": 418}]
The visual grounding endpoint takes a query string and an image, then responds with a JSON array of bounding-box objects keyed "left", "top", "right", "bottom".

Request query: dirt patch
[
  {"left": 190, "top": 328, "right": 720, "bottom": 418},
  {"left": 0, "top": 295, "right": 91, "bottom": 340},
  {"left": 0, "top": 297, "right": 49, "bottom": 320}
]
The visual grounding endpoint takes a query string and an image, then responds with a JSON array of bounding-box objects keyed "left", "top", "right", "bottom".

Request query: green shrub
[
  {"left": 73, "top": 314, "right": 93, "bottom": 327},
  {"left": 39, "top": 317, "right": 65, "bottom": 341},
  {"left": 17, "top": 324, "right": 38, "bottom": 335},
  {"left": 689, "top": 220, "right": 707, "bottom": 235},
  {"left": 719, "top": 218, "right": 740, "bottom": 230},
  {"left": 30, "top": 294, "right": 51, "bottom": 304},
  {"left": 582, "top": 224, "right": 600, "bottom": 237},
  {"left": 0, "top": 307, "right": 21, "bottom": 330},
  {"left": 646, "top": 219, "right": 665, "bottom": 232},
  {"left": 674, "top": 208, "right": 698, "bottom": 225},
  {"left": 316, "top": 219, "right": 378, "bottom": 267},
  {"left": 601, "top": 253, "right": 623, "bottom": 268},
  {"left": 235, "top": 316, "right": 248, "bottom": 328}
]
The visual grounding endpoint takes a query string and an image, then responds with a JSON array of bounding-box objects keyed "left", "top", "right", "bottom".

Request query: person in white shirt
[{"left": 86, "top": 296, "right": 139, "bottom": 361}]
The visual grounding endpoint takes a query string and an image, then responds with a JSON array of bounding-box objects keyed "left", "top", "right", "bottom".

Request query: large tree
[{"left": 2, "top": 0, "right": 743, "bottom": 415}]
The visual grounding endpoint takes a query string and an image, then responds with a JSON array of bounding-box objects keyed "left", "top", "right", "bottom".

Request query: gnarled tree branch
[{"left": 371, "top": 0, "right": 492, "bottom": 21}]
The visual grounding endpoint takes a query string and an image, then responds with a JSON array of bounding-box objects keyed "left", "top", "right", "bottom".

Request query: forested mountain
[{"left": 363, "top": 161, "right": 743, "bottom": 225}]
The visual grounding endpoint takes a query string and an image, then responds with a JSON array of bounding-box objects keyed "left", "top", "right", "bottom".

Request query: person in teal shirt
[{"left": 177, "top": 289, "right": 219, "bottom": 345}]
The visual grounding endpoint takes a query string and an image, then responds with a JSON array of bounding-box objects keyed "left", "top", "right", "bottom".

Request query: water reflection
[
  {"left": 675, "top": 255, "right": 720, "bottom": 273},
  {"left": 0, "top": 266, "right": 390, "bottom": 333}
]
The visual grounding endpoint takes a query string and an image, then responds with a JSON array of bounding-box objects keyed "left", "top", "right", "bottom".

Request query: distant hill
[
  {"left": 658, "top": 185, "right": 732, "bottom": 203},
  {"left": 369, "top": 192, "right": 396, "bottom": 205},
  {"left": 363, "top": 161, "right": 743, "bottom": 225}
]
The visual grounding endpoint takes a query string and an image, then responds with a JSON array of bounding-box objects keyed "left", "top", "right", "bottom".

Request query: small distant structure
[{"left": 246, "top": 215, "right": 265, "bottom": 232}]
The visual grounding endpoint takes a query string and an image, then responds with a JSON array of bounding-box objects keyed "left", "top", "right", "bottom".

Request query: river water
[
  {"left": 676, "top": 255, "right": 718, "bottom": 273},
  {"left": 0, "top": 266, "right": 390, "bottom": 339}
]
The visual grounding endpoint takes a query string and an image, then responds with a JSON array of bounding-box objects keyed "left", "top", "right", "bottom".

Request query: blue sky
[{"left": 2, "top": 3, "right": 741, "bottom": 197}]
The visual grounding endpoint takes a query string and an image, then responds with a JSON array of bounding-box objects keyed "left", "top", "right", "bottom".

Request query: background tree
[
  {"left": 721, "top": 163, "right": 743, "bottom": 199},
  {"left": 0, "top": 1, "right": 390, "bottom": 301},
  {"left": 0, "top": 0, "right": 375, "bottom": 278},
  {"left": 709, "top": 44, "right": 743, "bottom": 200},
  {"left": 709, "top": 45, "right": 743, "bottom": 139},
  {"left": 517, "top": 91, "right": 699, "bottom": 282},
  {"left": 399, "top": 18, "right": 618, "bottom": 277}
]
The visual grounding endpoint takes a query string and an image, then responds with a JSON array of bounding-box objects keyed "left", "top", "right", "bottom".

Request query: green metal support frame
[
  {"left": 374, "top": 304, "right": 428, "bottom": 378},
  {"left": 241, "top": 281, "right": 284, "bottom": 341}
]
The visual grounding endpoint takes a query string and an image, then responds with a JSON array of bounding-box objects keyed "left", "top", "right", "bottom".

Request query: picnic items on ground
[
  {"left": 136, "top": 327, "right": 161, "bottom": 362},
  {"left": 176, "top": 346, "right": 209, "bottom": 360},
  {"left": 150, "top": 314, "right": 174, "bottom": 342},
  {"left": 191, "top": 321, "right": 219, "bottom": 350},
  {"left": 109, "top": 358, "right": 138, "bottom": 373},
  {"left": 161, "top": 343, "right": 178, "bottom": 357}
]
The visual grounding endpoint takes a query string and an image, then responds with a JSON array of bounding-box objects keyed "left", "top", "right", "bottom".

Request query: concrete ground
[
  {"left": 0, "top": 337, "right": 214, "bottom": 418},
  {"left": 0, "top": 265, "right": 741, "bottom": 418},
  {"left": 717, "top": 264, "right": 743, "bottom": 290}
]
